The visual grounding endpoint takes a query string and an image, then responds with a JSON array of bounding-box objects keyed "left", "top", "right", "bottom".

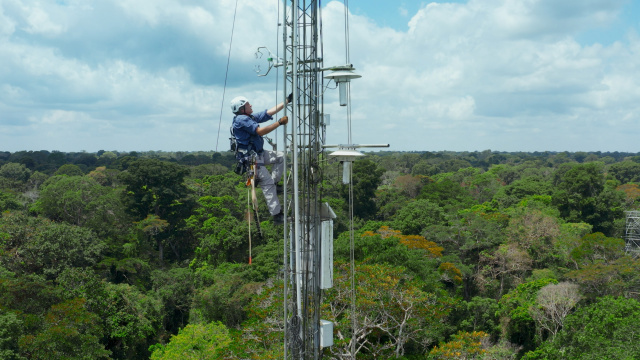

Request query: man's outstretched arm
[
  {"left": 266, "top": 94, "right": 292, "bottom": 116},
  {"left": 256, "top": 116, "right": 289, "bottom": 136}
]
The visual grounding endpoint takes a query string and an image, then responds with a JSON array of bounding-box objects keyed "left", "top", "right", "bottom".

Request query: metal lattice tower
[
  {"left": 281, "top": 0, "right": 329, "bottom": 359},
  {"left": 625, "top": 211, "right": 640, "bottom": 255}
]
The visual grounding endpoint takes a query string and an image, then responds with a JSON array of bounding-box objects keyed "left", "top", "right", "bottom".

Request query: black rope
[{"left": 215, "top": 0, "right": 240, "bottom": 152}]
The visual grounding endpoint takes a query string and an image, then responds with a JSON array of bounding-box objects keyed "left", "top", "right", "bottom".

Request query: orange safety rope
[{"left": 245, "top": 158, "right": 263, "bottom": 264}]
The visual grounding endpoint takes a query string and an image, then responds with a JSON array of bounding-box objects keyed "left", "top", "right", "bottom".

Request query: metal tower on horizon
[{"left": 625, "top": 211, "right": 640, "bottom": 255}]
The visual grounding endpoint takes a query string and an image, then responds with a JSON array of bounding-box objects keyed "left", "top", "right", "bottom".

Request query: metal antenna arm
[{"left": 254, "top": 46, "right": 284, "bottom": 77}]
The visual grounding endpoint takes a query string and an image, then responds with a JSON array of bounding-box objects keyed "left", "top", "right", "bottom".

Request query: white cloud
[
  {"left": 24, "top": 5, "right": 64, "bottom": 35},
  {"left": 0, "top": 0, "right": 66, "bottom": 37},
  {"left": 0, "top": 6, "right": 16, "bottom": 39},
  {"left": 0, "top": 0, "right": 638, "bottom": 152},
  {"left": 426, "top": 96, "right": 476, "bottom": 121},
  {"left": 36, "top": 109, "right": 91, "bottom": 125},
  {"left": 319, "top": 0, "right": 640, "bottom": 151}
]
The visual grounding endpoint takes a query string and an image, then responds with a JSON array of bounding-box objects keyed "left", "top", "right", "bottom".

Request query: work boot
[{"left": 272, "top": 210, "right": 285, "bottom": 225}]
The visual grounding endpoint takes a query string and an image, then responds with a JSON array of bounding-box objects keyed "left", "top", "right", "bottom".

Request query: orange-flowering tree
[
  {"left": 371, "top": 225, "right": 444, "bottom": 258},
  {"left": 428, "top": 331, "right": 489, "bottom": 360},
  {"left": 334, "top": 223, "right": 463, "bottom": 289},
  {"left": 617, "top": 183, "right": 640, "bottom": 207},
  {"left": 206, "top": 270, "right": 450, "bottom": 360},
  {"left": 342, "top": 225, "right": 462, "bottom": 289},
  {"left": 439, "top": 262, "right": 463, "bottom": 285}
]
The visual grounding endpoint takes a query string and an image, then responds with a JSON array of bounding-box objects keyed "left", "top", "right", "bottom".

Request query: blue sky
[
  {"left": 347, "top": 0, "right": 426, "bottom": 29},
  {"left": 1, "top": 0, "right": 639, "bottom": 153},
  {"left": 355, "top": 0, "right": 639, "bottom": 45},
  {"left": 348, "top": 0, "right": 465, "bottom": 30}
]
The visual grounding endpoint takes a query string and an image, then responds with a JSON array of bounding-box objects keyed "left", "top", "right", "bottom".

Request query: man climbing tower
[{"left": 230, "top": 94, "right": 291, "bottom": 224}]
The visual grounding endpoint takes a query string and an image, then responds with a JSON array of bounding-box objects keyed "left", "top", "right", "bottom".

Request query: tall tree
[
  {"left": 0, "top": 212, "right": 105, "bottom": 280},
  {"left": 57, "top": 268, "right": 162, "bottom": 359},
  {"left": 149, "top": 322, "right": 231, "bottom": 360},
  {"left": 119, "top": 159, "right": 191, "bottom": 222},
  {"left": 392, "top": 199, "right": 446, "bottom": 236},
  {"left": 0, "top": 307, "right": 24, "bottom": 359},
  {"left": 0, "top": 162, "right": 32, "bottom": 192},
  {"left": 608, "top": 160, "right": 640, "bottom": 184},
  {"left": 325, "top": 261, "right": 454, "bottom": 359},
  {"left": 428, "top": 331, "right": 490, "bottom": 360},
  {"left": 498, "top": 278, "right": 558, "bottom": 354},
  {"left": 452, "top": 297, "right": 501, "bottom": 340},
  {"left": 552, "top": 162, "right": 624, "bottom": 235},
  {"left": 35, "top": 175, "right": 130, "bottom": 239},
  {"left": 418, "top": 178, "right": 475, "bottom": 210},
  {"left": 506, "top": 207, "right": 561, "bottom": 268},
  {"left": 523, "top": 296, "right": 640, "bottom": 360},
  {"left": 18, "top": 298, "right": 110, "bottom": 360},
  {"left": 119, "top": 159, "right": 194, "bottom": 262},
  {"left": 529, "top": 282, "right": 581, "bottom": 340},
  {"left": 0, "top": 163, "right": 31, "bottom": 183},
  {"left": 477, "top": 243, "right": 533, "bottom": 298}
]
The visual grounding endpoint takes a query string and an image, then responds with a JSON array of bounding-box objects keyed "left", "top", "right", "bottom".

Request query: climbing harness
[
  {"left": 230, "top": 127, "right": 249, "bottom": 175},
  {"left": 230, "top": 115, "right": 254, "bottom": 175}
]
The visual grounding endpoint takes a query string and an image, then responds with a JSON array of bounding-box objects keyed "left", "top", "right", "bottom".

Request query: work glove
[
  {"left": 278, "top": 116, "right": 289, "bottom": 125},
  {"left": 287, "top": 93, "right": 293, "bottom": 103}
]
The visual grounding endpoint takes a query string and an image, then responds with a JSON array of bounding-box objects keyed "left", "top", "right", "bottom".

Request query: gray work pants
[{"left": 256, "top": 151, "right": 284, "bottom": 215}]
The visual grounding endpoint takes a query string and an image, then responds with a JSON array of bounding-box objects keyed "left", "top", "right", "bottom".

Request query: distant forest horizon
[{"left": 3, "top": 146, "right": 640, "bottom": 358}]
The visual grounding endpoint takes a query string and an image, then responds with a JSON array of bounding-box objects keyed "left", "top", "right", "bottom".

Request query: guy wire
[{"left": 215, "top": 0, "right": 240, "bottom": 152}]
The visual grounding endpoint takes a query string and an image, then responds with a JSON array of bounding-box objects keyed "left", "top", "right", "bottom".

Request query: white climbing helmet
[{"left": 230, "top": 96, "right": 249, "bottom": 114}]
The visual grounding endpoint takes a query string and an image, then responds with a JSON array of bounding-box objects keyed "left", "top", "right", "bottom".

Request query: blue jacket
[{"left": 232, "top": 110, "right": 273, "bottom": 153}]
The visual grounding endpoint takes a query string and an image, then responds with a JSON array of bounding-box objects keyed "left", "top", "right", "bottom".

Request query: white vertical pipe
[
  {"left": 282, "top": 1, "right": 289, "bottom": 358},
  {"left": 292, "top": 0, "right": 302, "bottom": 322}
]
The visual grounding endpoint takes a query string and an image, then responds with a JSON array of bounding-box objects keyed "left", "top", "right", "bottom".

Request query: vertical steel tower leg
[{"left": 283, "top": 0, "right": 325, "bottom": 359}]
